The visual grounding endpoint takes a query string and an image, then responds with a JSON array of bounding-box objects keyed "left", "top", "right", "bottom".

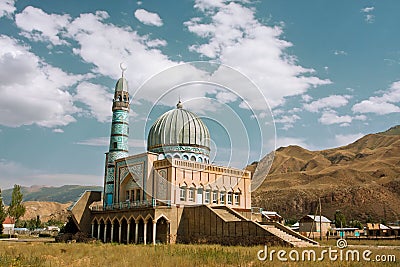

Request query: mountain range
[
  {"left": 2, "top": 185, "right": 102, "bottom": 205},
  {"left": 251, "top": 125, "right": 400, "bottom": 223}
]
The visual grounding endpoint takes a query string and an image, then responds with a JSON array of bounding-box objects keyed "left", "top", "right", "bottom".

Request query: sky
[{"left": 0, "top": 0, "right": 399, "bottom": 189}]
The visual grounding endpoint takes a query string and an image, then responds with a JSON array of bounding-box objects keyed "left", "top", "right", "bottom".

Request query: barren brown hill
[
  {"left": 252, "top": 125, "right": 400, "bottom": 223},
  {"left": 20, "top": 201, "right": 71, "bottom": 223}
]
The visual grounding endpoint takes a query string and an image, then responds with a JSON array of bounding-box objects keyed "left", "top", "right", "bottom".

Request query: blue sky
[{"left": 0, "top": 0, "right": 399, "bottom": 188}]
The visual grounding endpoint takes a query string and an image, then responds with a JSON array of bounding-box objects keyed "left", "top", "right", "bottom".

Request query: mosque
[{"left": 68, "top": 70, "right": 318, "bottom": 247}]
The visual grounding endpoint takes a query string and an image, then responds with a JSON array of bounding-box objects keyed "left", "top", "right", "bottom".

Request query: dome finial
[
  {"left": 176, "top": 100, "right": 183, "bottom": 109},
  {"left": 120, "top": 62, "right": 127, "bottom": 77}
]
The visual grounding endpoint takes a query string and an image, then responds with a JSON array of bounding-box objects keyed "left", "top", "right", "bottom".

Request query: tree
[
  {"left": 334, "top": 210, "right": 346, "bottom": 228},
  {"left": 350, "top": 219, "right": 363, "bottom": 229},
  {"left": 8, "top": 184, "right": 26, "bottom": 222},
  {"left": 0, "top": 189, "right": 7, "bottom": 233}
]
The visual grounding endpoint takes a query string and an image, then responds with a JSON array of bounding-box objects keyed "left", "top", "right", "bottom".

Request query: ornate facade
[{"left": 69, "top": 70, "right": 318, "bottom": 247}]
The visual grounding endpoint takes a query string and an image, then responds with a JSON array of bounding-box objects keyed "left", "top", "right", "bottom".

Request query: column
[
  {"left": 111, "top": 223, "right": 114, "bottom": 242},
  {"left": 97, "top": 224, "right": 101, "bottom": 240},
  {"left": 127, "top": 220, "right": 131, "bottom": 244},
  {"left": 104, "top": 224, "right": 107, "bottom": 243},
  {"left": 118, "top": 223, "right": 122, "bottom": 243},
  {"left": 143, "top": 221, "right": 147, "bottom": 245},
  {"left": 135, "top": 220, "right": 139, "bottom": 244},
  {"left": 91, "top": 223, "right": 94, "bottom": 238},
  {"left": 152, "top": 220, "right": 157, "bottom": 245}
]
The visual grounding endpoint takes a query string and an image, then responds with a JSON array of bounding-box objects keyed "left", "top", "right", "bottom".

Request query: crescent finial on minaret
[{"left": 120, "top": 62, "right": 127, "bottom": 77}]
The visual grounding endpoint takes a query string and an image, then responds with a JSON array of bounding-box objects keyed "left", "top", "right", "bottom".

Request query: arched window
[
  {"left": 227, "top": 192, "right": 233, "bottom": 205},
  {"left": 188, "top": 186, "right": 195, "bottom": 201},
  {"left": 182, "top": 155, "right": 189, "bottom": 160},
  {"left": 219, "top": 191, "right": 225, "bottom": 204},
  {"left": 234, "top": 192, "right": 240, "bottom": 205},
  {"left": 179, "top": 184, "right": 187, "bottom": 201},
  {"left": 174, "top": 154, "right": 180, "bottom": 159},
  {"left": 212, "top": 190, "right": 218, "bottom": 204},
  {"left": 123, "top": 95, "right": 127, "bottom": 102},
  {"left": 204, "top": 189, "right": 211, "bottom": 204},
  {"left": 190, "top": 156, "right": 196, "bottom": 161}
]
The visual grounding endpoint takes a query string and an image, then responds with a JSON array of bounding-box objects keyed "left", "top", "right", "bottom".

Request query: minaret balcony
[{"left": 112, "top": 101, "right": 129, "bottom": 111}]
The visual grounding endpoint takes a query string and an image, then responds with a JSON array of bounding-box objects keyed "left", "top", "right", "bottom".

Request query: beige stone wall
[
  {"left": 154, "top": 158, "right": 252, "bottom": 210},
  {"left": 177, "top": 206, "right": 285, "bottom": 246}
]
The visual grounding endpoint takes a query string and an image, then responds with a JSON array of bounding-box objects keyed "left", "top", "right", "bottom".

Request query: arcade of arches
[{"left": 92, "top": 214, "right": 170, "bottom": 244}]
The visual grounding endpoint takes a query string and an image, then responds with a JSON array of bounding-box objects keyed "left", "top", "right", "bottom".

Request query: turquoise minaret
[{"left": 104, "top": 67, "right": 130, "bottom": 207}]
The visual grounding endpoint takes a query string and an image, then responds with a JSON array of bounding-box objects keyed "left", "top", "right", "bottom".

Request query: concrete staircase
[
  {"left": 260, "top": 224, "right": 318, "bottom": 247},
  {"left": 208, "top": 205, "right": 318, "bottom": 247},
  {"left": 211, "top": 206, "right": 245, "bottom": 221}
]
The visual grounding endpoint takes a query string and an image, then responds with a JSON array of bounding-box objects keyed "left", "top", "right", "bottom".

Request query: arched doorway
[
  {"left": 120, "top": 218, "right": 128, "bottom": 244},
  {"left": 105, "top": 219, "right": 112, "bottom": 242},
  {"left": 111, "top": 218, "right": 119, "bottom": 242},
  {"left": 156, "top": 217, "right": 170, "bottom": 243}
]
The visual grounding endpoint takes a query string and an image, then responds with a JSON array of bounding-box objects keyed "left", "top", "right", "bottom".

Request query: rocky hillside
[
  {"left": 21, "top": 201, "right": 71, "bottom": 223},
  {"left": 252, "top": 125, "right": 400, "bottom": 223}
]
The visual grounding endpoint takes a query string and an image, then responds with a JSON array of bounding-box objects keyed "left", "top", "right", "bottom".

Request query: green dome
[
  {"left": 115, "top": 77, "right": 128, "bottom": 91},
  {"left": 147, "top": 101, "right": 210, "bottom": 158}
]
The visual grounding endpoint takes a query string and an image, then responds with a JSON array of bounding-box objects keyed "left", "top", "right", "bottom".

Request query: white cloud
[
  {"left": 361, "top": 7, "right": 374, "bottom": 13},
  {"left": 146, "top": 38, "right": 167, "bottom": 47},
  {"left": 334, "top": 133, "right": 364, "bottom": 147},
  {"left": 275, "top": 114, "right": 300, "bottom": 130},
  {"left": 0, "top": 35, "right": 85, "bottom": 127},
  {"left": 74, "top": 82, "right": 113, "bottom": 122},
  {"left": 303, "top": 95, "right": 351, "bottom": 112},
  {"left": 334, "top": 50, "right": 347, "bottom": 56},
  {"left": 318, "top": 110, "right": 366, "bottom": 125},
  {"left": 15, "top": 7, "right": 176, "bottom": 121},
  {"left": 352, "top": 81, "right": 400, "bottom": 115},
  {"left": 0, "top": 0, "right": 15, "bottom": 18},
  {"left": 134, "top": 9, "right": 163, "bottom": 26},
  {"left": 215, "top": 91, "right": 238, "bottom": 104},
  {"left": 361, "top": 6, "right": 375, "bottom": 23},
  {"left": 353, "top": 100, "right": 400, "bottom": 115},
  {"left": 365, "top": 14, "right": 375, "bottom": 23},
  {"left": 15, "top": 6, "right": 71, "bottom": 45},
  {"left": 66, "top": 11, "right": 175, "bottom": 88},
  {"left": 318, "top": 110, "right": 352, "bottom": 125},
  {"left": 52, "top": 128, "right": 64, "bottom": 133},
  {"left": 194, "top": 0, "right": 225, "bottom": 12},
  {"left": 301, "top": 94, "right": 313, "bottom": 102},
  {"left": 185, "top": 1, "right": 331, "bottom": 109}
]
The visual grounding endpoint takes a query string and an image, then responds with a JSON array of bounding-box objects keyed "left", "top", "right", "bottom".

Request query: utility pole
[{"left": 319, "top": 197, "right": 322, "bottom": 241}]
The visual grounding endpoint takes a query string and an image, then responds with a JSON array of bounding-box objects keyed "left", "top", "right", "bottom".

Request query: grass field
[{"left": 0, "top": 240, "right": 399, "bottom": 266}]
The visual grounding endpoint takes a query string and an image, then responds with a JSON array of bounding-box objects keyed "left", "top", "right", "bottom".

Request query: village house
[
  {"left": 2, "top": 217, "right": 15, "bottom": 235},
  {"left": 299, "top": 215, "right": 331, "bottom": 239}
]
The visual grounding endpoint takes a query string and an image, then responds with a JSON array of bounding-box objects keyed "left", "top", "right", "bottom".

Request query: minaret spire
[{"left": 103, "top": 66, "right": 130, "bottom": 207}]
